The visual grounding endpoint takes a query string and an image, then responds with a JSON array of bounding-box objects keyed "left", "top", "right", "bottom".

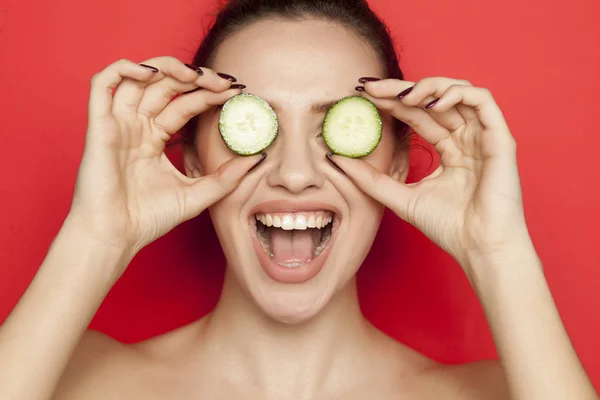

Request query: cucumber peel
[
  {"left": 218, "top": 93, "right": 278, "bottom": 156},
  {"left": 322, "top": 96, "right": 382, "bottom": 158}
]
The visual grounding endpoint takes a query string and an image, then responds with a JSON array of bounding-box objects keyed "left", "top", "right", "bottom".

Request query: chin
[{"left": 253, "top": 288, "right": 332, "bottom": 324}]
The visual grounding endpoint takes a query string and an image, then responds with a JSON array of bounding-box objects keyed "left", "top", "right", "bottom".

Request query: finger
[
  {"left": 359, "top": 78, "right": 414, "bottom": 99},
  {"left": 138, "top": 66, "right": 238, "bottom": 118},
  {"left": 112, "top": 56, "right": 201, "bottom": 119},
  {"left": 388, "top": 77, "right": 470, "bottom": 131},
  {"left": 136, "top": 76, "right": 202, "bottom": 118},
  {"left": 88, "top": 59, "right": 158, "bottom": 120},
  {"left": 427, "top": 85, "right": 511, "bottom": 134},
  {"left": 398, "top": 77, "right": 469, "bottom": 106},
  {"left": 327, "top": 154, "right": 413, "bottom": 221},
  {"left": 153, "top": 87, "right": 244, "bottom": 135},
  {"left": 182, "top": 153, "right": 267, "bottom": 220},
  {"left": 398, "top": 77, "right": 480, "bottom": 126},
  {"left": 356, "top": 78, "right": 466, "bottom": 126},
  {"left": 360, "top": 91, "right": 450, "bottom": 145}
]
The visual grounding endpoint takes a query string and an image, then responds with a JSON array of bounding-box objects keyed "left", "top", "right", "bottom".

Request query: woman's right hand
[{"left": 67, "top": 57, "right": 263, "bottom": 265}]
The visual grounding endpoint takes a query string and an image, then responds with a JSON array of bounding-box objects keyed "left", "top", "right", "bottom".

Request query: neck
[{"left": 199, "top": 268, "right": 380, "bottom": 398}]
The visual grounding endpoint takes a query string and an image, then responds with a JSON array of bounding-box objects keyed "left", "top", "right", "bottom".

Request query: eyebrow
[{"left": 267, "top": 98, "right": 341, "bottom": 114}]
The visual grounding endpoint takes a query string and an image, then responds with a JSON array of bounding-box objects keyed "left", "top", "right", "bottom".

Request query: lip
[{"left": 247, "top": 200, "right": 342, "bottom": 284}]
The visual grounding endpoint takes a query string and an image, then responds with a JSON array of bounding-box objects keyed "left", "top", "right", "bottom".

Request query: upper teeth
[{"left": 255, "top": 212, "right": 334, "bottom": 231}]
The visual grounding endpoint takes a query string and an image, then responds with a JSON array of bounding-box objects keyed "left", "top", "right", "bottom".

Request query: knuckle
[
  {"left": 151, "top": 56, "right": 182, "bottom": 72},
  {"left": 90, "top": 72, "right": 103, "bottom": 87},
  {"left": 416, "top": 76, "right": 435, "bottom": 88},
  {"left": 478, "top": 87, "right": 497, "bottom": 104},
  {"left": 140, "top": 56, "right": 171, "bottom": 66},
  {"left": 447, "top": 84, "right": 463, "bottom": 93},
  {"left": 116, "top": 58, "right": 131, "bottom": 68},
  {"left": 478, "top": 87, "right": 493, "bottom": 97},
  {"left": 161, "top": 55, "right": 179, "bottom": 64},
  {"left": 459, "top": 79, "right": 472, "bottom": 86}
]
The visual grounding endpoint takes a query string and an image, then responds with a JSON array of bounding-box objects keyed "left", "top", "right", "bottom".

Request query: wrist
[
  {"left": 463, "top": 235, "right": 542, "bottom": 287},
  {"left": 62, "top": 212, "right": 134, "bottom": 256},
  {"left": 52, "top": 215, "right": 135, "bottom": 284}
]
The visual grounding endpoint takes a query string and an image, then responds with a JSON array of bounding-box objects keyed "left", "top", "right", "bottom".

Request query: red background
[{"left": 1, "top": 0, "right": 599, "bottom": 388}]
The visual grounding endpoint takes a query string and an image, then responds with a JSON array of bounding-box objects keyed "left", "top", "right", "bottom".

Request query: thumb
[
  {"left": 182, "top": 152, "right": 267, "bottom": 221},
  {"left": 327, "top": 153, "right": 412, "bottom": 220}
]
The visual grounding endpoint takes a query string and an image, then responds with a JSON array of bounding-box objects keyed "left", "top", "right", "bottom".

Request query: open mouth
[
  {"left": 249, "top": 208, "right": 339, "bottom": 283},
  {"left": 255, "top": 211, "right": 334, "bottom": 268}
]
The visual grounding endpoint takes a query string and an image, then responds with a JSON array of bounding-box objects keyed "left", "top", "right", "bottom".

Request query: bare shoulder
[
  {"left": 422, "top": 360, "right": 509, "bottom": 400},
  {"left": 52, "top": 330, "right": 141, "bottom": 400},
  {"left": 379, "top": 332, "right": 507, "bottom": 399},
  {"left": 52, "top": 322, "right": 205, "bottom": 400}
]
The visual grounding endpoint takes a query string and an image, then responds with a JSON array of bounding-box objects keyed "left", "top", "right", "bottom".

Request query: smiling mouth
[{"left": 253, "top": 211, "right": 335, "bottom": 269}]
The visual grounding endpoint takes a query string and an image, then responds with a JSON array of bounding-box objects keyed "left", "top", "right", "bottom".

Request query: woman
[{"left": 0, "top": 0, "right": 596, "bottom": 398}]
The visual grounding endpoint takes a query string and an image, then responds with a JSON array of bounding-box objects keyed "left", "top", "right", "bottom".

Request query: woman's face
[{"left": 187, "top": 18, "right": 408, "bottom": 323}]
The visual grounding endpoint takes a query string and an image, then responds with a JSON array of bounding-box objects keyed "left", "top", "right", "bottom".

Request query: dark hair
[{"left": 181, "top": 0, "right": 409, "bottom": 148}]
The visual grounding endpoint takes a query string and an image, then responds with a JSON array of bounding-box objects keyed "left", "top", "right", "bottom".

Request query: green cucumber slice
[
  {"left": 218, "top": 93, "right": 278, "bottom": 156},
  {"left": 322, "top": 96, "right": 382, "bottom": 158}
]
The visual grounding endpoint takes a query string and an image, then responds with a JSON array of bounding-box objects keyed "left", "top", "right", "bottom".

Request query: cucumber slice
[
  {"left": 322, "top": 96, "right": 382, "bottom": 158},
  {"left": 218, "top": 93, "right": 278, "bottom": 156}
]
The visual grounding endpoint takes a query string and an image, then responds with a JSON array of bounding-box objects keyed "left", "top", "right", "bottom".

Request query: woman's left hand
[{"left": 330, "top": 77, "right": 532, "bottom": 275}]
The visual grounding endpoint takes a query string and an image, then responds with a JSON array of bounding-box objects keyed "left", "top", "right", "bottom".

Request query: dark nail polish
[
  {"left": 185, "top": 64, "right": 204, "bottom": 75},
  {"left": 355, "top": 86, "right": 365, "bottom": 92},
  {"left": 248, "top": 153, "right": 267, "bottom": 173},
  {"left": 395, "top": 87, "right": 414, "bottom": 100},
  {"left": 425, "top": 98, "right": 440, "bottom": 109},
  {"left": 326, "top": 152, "right": 346, "bottom": 175},
  {"left": 139, "top": 64, "right": 159, "bottom": 73},
  {"left": 358, "top": 77, "right": 381, "bottom": 83},
  {"left": 217, "top": 72, "right": 237, "bottom": 82},
  {"left": 229, "top": 84, "right": 247, "bottom": 90}
]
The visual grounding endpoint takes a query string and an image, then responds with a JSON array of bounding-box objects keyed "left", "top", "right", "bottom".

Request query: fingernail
[
  {"left": 185, "top": 64, "right": 204, "bottom": 76},
  {"left": 229, "top": 84, "right": 247, "bottom": 90},
  {"left": 247, "top": 153, "right": 267, "bottom": 173},
  {"left": 395, "top": 86, "right": 413, "bottom": 100},
  {"left": 326, "top": 152, "right": 346, "bottom": 175},
  {"left": 139, "top": 64, "right": 159, "bottom": 73},
  {"left": 425, "top": 98, "right": 440, "bottom": 109},
  {"left": 217, "top": 72, "right": 237, "bottom": 82},
  {"left": 355, "top": 86, "right": 365, "bottom": 92},
  {"left": 358, "top": 77, "right": 381, "bottom": 83}
]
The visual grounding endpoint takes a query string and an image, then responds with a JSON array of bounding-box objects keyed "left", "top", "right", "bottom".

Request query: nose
[{"left": 266, "top": 127, "right": 326, "bottom": 194}]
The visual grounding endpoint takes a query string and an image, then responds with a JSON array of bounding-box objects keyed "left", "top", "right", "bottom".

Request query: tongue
[{"left": 270, "top": 229, "right": 318, "bottom": 264}]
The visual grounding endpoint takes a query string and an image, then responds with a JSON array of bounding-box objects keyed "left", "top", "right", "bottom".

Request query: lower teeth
[{"left": 278, "top": 261, "right": 304, "bottom": 269}]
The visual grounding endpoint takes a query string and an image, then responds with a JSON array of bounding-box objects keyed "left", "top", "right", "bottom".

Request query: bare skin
[
  {"left": 52, "top": 324, "right": 508, "bottom": 400},
  {"left": 0, "top": 18, "right": 596, "bottom": 400}
]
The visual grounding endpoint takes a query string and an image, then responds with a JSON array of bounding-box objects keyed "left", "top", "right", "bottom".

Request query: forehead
[{"left": 210, "top": 18, "right": 385, "bottom": 108}]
